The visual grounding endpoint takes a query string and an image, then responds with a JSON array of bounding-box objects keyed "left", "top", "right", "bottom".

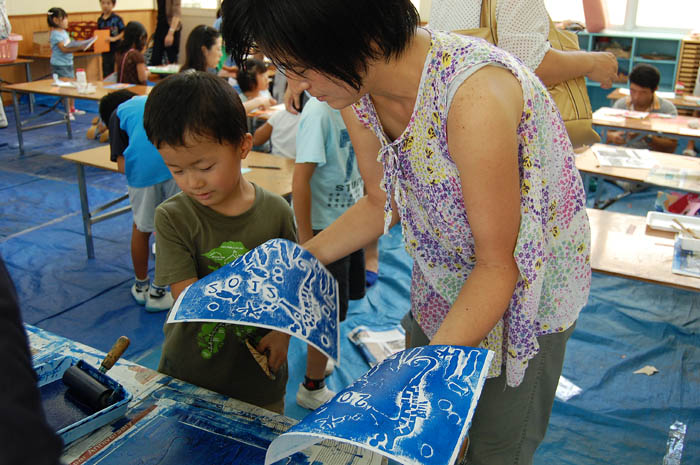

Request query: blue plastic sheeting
[{"left": 1, "top": 105, "right": 698, "bottom": 463}]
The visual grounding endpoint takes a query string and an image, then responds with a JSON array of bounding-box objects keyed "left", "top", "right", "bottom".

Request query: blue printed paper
[
  {"left": 166, "top": 239, "right": 340, "bottom": 361},
  {"left": 265, "top": 345, "right": 493, "bottom": 465}
]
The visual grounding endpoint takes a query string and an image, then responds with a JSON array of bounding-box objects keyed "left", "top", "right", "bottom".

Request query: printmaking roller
[{"left": 62, "top": 336, "right": 130, "bottom": 410}]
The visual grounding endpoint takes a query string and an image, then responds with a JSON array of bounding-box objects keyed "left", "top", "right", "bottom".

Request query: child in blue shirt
[
  {"left": 48, "top": 7, "right": 88, "bottom": 120},
  {"left": 97, "top": 0, "right": 124, "bottom": 78},
  {"left": 292, "top": 97, "right": 366, "bottom": 410},
  {"left": 99, "top": 89, "right": 180, "bottom": 312}
]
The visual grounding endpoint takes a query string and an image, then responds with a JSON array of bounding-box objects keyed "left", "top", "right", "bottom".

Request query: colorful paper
[{"left": 166, "top": 239, "right": 340, "bottom": 361}]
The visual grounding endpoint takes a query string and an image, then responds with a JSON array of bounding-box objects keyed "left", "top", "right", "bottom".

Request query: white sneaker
[
  {"left": 68, "top": 112, "right": 75, "bottom": 121},
  {"left": 324, "top": 358, "right": 336, "bottom": 377},
  {"left": 72, "top": 109, "right": 86, "bottom": 116},
  {"left": 296, "top": 383, "right": 336, "bottom": 410},
  {"left": 131, "top": 282, "right": 148, "bottom": 305},
  {"left": 145, "top": 286, "right": 173, "bottom": 312},
  {"left": 682, "top": 148, "right": 697, "bottom": 157}
]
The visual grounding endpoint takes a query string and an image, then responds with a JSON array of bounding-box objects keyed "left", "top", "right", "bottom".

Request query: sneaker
[
  {"left": 145, "top": 286, "right": 174, "bottom": 312},
  {"left": 682, "top": 148, "right": 697, "bottom": 157},
  {"left": 296, "top": 383, "right": 336, "bottom": 410},
  {"left": 71, "top": 109, "right": 86, "bottom": 116},
  {"left": 131, "top": 282, "right": 149, "bottom": 305},
  {"left": 324, "top": 358, "right": 336, "bottom": 377},
  {"left": 68, "top": 112, "right": 75, "bottom": 121}
]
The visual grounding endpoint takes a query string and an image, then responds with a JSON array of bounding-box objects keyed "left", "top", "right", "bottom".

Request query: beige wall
[{"left": 6, "top": 0, "right": 155, "bottom": 16}]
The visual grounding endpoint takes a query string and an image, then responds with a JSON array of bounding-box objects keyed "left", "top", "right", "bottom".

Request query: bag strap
[
  {"left": 118, "top": 49, "right": 134, "bottom": 82},
  {"left": 479, "top": 0, "right": 498, "bottom": 44}
]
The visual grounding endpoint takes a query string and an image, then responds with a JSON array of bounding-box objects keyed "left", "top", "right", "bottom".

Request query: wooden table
[
  {"left": 20, "top": 51, "right": 103, "bottom": 82},
  {"left": 606, "top": 88, "right": 700, "bottom": 112},
  {"left": 587, "top": 208, "right": 698, "bottom": 291},
  {"left": 26, "top": 325, "right": 382, "bottom": 465},
  {"left": 62, "top": 146, "right": 295, "bottom": 259},
  {"left": 0, "top": 58, "right": 34, "bottom": 112},
  {"left": 576, "top": 143, "right": 700, "bottom": 207},
  {"left": 2, "top": 79, "right": 151, "bottom": 155},
  {"left": 592, "top": 107, "right": 700, "bottom": 143}
]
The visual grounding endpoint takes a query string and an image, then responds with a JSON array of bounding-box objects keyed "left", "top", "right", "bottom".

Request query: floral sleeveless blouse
[{"left": 352, "top": 30, "right": 591, "bottom": 386}]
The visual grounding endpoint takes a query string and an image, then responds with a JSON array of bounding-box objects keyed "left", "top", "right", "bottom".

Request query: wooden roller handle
[{"left": 100, "top": 336, "right": 130, "bottom": 372}]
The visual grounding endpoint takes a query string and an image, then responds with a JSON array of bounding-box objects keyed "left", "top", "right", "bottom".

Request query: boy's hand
[{"left": 256, "top": 331, "right": 290, "bottom": 372}]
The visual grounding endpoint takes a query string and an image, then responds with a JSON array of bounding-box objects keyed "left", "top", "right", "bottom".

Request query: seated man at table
[
  {"left": 607, "top": 63, "right": 679, "bottom": 153},
  {"left": 143, "top": 71, "right": 296, "bottom": 414}
]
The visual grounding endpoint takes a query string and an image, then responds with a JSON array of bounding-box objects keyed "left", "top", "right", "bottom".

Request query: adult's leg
[
  {"left": 149, "top": 24, "right": 168, "bottom": 66},
  {"left": 464, "top": 323, "right": 576, "bottom": 465}
]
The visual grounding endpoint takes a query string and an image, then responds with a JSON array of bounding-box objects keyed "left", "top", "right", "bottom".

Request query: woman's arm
[
  {"left": 302, "top": 107, "right": 397, "bottom": 265},
  {"left": 430, "top": 65, "right": 523, "bottom": 347},
  {"left": 535, "top": 49, "right": 618, "bottom": 88}
]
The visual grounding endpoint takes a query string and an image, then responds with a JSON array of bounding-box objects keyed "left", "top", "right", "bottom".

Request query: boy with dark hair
[
  {"left": 143, "top": 71, "right": 295, "bottom": 413},
  {"left": 97, "top": 0, "right": 125, "bottom": 78},
  {"left": 609, "top": 63, "right": 678, "bottom": 152},
  {"left": 100, "top": 89, "right": 180, "bottom": 312}
]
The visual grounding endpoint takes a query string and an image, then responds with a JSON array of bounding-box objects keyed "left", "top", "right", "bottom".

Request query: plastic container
[
  {"left": 76, "top": 68, "right": 87, "bottom": 85},
  {"left": 0, "top": 33, "right": 22, "bottom": 63}
]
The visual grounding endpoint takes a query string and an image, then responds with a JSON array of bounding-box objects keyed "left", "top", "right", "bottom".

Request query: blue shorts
[{"left": 51, "top": 64, "right": 74, "bottom": 78}]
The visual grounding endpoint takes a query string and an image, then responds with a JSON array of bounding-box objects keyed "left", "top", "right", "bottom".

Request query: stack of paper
[{"left": 591, "top": 145, "right": 658, "bottom": 169}]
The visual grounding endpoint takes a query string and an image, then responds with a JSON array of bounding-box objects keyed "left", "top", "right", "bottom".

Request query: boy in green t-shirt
[{"left": 143, "top": 71, "right": 296, "bottom": 413}]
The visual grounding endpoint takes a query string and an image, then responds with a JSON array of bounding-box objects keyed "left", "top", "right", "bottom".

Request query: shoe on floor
[
  {"left": 99, "top": 129, "right": 110, "bottom": 143},
  {"left": 86, "top": 124, "right": 98, "bottom": 139},
  {"left": 131, "top": 282, "right": 148, "bottom": 305},
  {"left": 682, "top": 148, "right": 697, "bottom": 157},
  {"left": 72, "top": 109, "right": 86, "bottom": 116},
  {"left": 145, "top": 286, "right": 173, "bottom": 312},
  {"left": 324, "top": 358, "right": 336, "bottom": 377},
  {"left": 68, "top": 112, "right": 75, "bottom": 121},
  {"left": 296, "top": 383, "right": 336, "bottom": 410}
]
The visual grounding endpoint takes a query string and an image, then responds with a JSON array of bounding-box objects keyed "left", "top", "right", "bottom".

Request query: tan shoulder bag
[{"left": 453, "top": 0, "right": 600, "bottom": 147}]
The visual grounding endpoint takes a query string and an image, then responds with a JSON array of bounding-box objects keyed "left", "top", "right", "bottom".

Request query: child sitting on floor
[
  {"left": 99, "top": 89, "right": 180, "bottom": 312},
  {"left": 143, "top": 71, "right": 296, "bottom": 414}
]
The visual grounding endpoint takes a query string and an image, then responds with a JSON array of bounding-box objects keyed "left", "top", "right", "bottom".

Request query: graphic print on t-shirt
[
  {"left": 196, "top": 240, "right": 252, "bottom": 359},
  {"left": 326, "top": 129, "right": 363, "bottom": 209}
]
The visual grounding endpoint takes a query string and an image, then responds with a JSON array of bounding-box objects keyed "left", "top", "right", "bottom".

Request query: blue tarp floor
[{"left": 0, "top": 102, "right": 697, "bottom": 464}]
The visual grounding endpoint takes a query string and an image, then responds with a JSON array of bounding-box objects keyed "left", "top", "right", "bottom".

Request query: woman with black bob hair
[
  {"left": 222, "top": 1, "right": 592, "bottom": 464},
  {"left": 180, "top": 24, "right": 223, "bottom": 73}
]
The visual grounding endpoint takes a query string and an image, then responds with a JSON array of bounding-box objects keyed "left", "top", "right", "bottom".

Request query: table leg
[
  {"left": 63, "top": 96, "right": 73, "bottom": 139},
  {"left": 11, "top": 90, "right": 24, "bottom": 155},
  {"left": 76, "top": 164, "right": 95, "bottom": 259},
  {"left": 24, "top": 62, "right": 35, "bottom": 113}
]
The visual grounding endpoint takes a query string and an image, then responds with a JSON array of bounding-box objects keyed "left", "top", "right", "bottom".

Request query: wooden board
[{"left": 587, "top": 208, "right": 699, "bottom": 291}]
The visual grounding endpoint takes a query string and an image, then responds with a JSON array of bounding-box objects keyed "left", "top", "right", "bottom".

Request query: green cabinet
[{"left": 577, "top": 30, "right": 684, "bottom": 110}]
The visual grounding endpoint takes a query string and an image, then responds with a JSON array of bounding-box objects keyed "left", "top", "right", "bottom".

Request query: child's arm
[
  {"left": 110, "top": 31, "right": 124, "bottom": 42},
  {"left": 256, "top": 331, "right": 291, "bottom": 372},
  {"left": 136, "top": 62, "right": 148, "bottom": 85},
  {"left": 242, "top": 95, "right": 276, "bottom": 113},
  {"left": 292, "top": 163, "right": 316, "bottom": 244},
  {"left": 56, "top": 41, "right": 88, "bottom": 53},
  {"left": 170, "top": 278, "right": 197, "bottom": 301},
  {"left": 252, "top": 121, "right": 273, "bottom": 147},
  {"left": 107, "top": 111, "right": 127, "bottom": 174}
]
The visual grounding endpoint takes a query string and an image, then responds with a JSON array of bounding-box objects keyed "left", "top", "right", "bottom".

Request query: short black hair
[
  {"left": 47, "top": 7, "right": 67, "bottom": 28},
  {"left": 629, "top": 63, "right": 661, "bottom": 91},
  {"left": 181, "top": 25, "right": 221, "bottom": 72},
  {"left": 236, "top": 58, "right": 266, "bottom": 93},
  {"left": 98, "top": 89, "right": 136, "bottom": 124},
  {"left": 118, "top": 21, "right": 147, "bottom": 53},
  {"left": 221, "top": 0, "right": 419, "bottom": 90},
  {"left": 144, "top": 71, "right": 248, "bottom": 149}
]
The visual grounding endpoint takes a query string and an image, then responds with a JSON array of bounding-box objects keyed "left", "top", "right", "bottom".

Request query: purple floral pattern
[{"left": 352, "top": 30, "right": 591, "bottom": 386}]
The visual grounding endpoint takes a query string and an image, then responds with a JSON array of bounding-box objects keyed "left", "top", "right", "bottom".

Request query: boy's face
[
  {"left": 100, "top": 0, "right": 114, "bottom": 14},
  {"left": 159, "top": 133, "right": 253, "bottom": 214}
]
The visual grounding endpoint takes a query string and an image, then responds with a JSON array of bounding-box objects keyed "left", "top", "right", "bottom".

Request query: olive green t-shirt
[{"left": 154, "top": 183, "right": 297, "bottom": 407}]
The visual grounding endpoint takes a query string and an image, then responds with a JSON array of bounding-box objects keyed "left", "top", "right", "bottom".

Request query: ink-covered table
[
  {"left": 61, "top": 146, "right": 295, "bottom": 259},
  {"left": 26, "top": 325, "right": 383, "bottom": 465},
  {"left": 592, "top": 107, "right": 700, "bottom": 143}
]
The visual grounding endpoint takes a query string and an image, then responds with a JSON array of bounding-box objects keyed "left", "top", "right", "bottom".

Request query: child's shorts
[
  {"left": 315, "top": 228, "right": 365, "bottom": 322},
  {"left": 51, "top": 65, "right": 75, "bottom": 78},
  {"left": 128, "top": 179, "right": 180, "bottom": 233}
]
